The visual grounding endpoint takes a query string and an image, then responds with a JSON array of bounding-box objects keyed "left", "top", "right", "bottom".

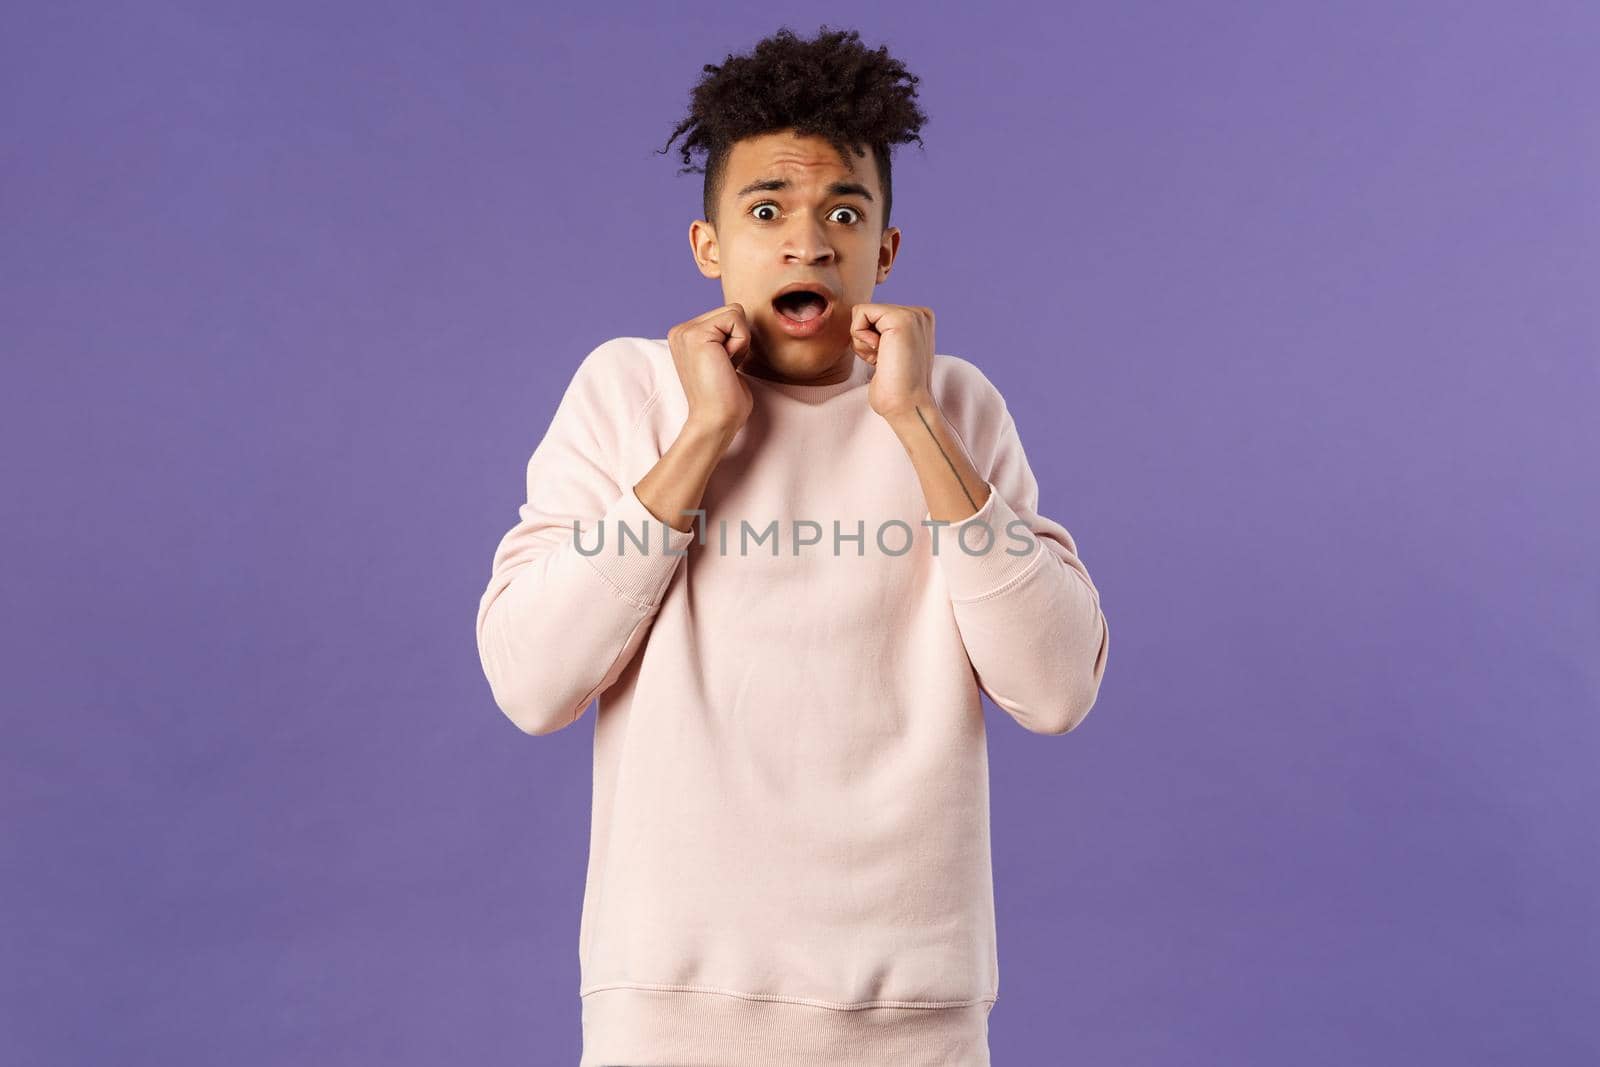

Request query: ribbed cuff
[
  {"left": 579, "top": 485, "right": 698, "bottom": 608},
  {"left": 580, "top": 986, "right": 993, "bottom": 1067},
  {"left": 924, "top": 481, "right": 1046, "bottom": 603}
]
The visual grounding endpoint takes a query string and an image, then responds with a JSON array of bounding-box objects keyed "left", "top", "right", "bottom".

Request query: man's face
[{"left": 690, "top": 129, "right": 901, "bottom": 384}]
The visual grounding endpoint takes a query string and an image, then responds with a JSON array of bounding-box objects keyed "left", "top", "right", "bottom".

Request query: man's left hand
[{"left": 850, "top": 303, "right": 937, "bottom": 419}]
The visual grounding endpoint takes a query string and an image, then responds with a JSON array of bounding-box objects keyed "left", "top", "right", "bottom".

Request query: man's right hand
[{"left": 667, "top": 304, "right": 756, "bottom": 439}]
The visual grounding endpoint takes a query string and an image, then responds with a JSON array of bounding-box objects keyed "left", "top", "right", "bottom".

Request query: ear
[
  {"left": 876, "top": 226, "right": 901, "bottom": 283},
  {"left": 689, "top": 219, "right": 721, "bottom": 280}
]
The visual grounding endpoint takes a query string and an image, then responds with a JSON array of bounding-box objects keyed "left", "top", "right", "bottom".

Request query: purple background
[{"left": 4, "top": 3, "right": 1596, "bottom": 1063}]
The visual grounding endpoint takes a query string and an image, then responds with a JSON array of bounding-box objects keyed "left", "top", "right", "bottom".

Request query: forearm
[
  {"left": 884, "top": 393, "right": 1109, "bottom": 735},
  {"left": 634, "top": 417, "right": 739, "bottom": 533},
  {"left": 477, "top": 418, "right": 723, "bottom": 735},
  {"left": 882, "top": 394, "right": 991, "bottom": 523},
  {"left": 476, "top": 484, "right": 697, "bottom": 734}
]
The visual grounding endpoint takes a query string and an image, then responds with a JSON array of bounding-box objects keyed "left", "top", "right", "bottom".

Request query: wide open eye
[
  {"left": 751, "top": 203, "right": 780, "bottom": 221},
  {"left": 830, "top": 206, "right": 863, "bottom": 225}
]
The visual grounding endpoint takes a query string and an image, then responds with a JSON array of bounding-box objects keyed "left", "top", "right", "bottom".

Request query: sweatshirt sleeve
[
  {"left": 925, "top": 398, "right": 1110, "bottom": 736},
  {"left": 474, "top": 340, "right": 697, "bottom": 736}
]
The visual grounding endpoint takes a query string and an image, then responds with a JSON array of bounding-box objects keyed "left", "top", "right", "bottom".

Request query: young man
[{"left": 474, "top": 25, "right": 1110, "bottom": 1066}]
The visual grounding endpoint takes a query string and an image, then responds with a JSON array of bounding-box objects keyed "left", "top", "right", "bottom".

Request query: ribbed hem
[
  {"left": 579, "top": 986, "right": 993, "bottom": 1067},
  {"left": 580, "top": 486, "right": 698, "bottom": 608},
  {"left": 924, "top": 481, "right": 1045, "bottom": 603}
]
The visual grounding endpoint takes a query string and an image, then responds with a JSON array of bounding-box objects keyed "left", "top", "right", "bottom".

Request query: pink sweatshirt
[{"left": 475, "top": 336, "right": 1110, "bottom": 1065}]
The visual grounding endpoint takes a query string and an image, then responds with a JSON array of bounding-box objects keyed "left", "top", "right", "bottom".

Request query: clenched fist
[
  {"left": 850, "top": 303, "right": 936, "bottom": 419},
  {"left": 667, "top": 303, "right": 757, "bottom": 437}
]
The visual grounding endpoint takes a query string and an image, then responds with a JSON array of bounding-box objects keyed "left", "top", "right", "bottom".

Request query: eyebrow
[{"left": 733, "top": 177, "right": 875, "bottom": 203}]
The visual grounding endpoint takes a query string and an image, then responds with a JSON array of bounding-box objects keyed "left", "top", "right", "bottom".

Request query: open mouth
[{"left": 771, "top": 284, "right": 834, "bottom": 325}]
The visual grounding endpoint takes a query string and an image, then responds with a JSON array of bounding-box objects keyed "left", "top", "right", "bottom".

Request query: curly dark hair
[{"left": 657, "top": 25, "right": 929, "bottom": 232}]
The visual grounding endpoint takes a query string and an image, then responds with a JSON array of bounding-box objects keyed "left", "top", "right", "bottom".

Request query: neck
[{"left": 744, "top": 345, "right": 854, "bottom": 386}]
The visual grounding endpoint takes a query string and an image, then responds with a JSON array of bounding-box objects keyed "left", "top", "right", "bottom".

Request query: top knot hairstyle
[{"left": 657, "top": 25, "right": 929, "bottom": 233}]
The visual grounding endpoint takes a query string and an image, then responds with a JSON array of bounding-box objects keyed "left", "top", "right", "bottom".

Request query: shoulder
[
  {"left": 572, "top": 336, "right": 669, "bottom": 397},
  {"left": 931, "top": 352, "right": 1010, "bottom": 432},
  {"left": 564, "top": 336, "right": 673, "bottom": 434}
]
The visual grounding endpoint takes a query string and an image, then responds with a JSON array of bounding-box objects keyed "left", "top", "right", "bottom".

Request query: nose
[{"left": 781, "top": 214, "right": 836, "bottom": 265}]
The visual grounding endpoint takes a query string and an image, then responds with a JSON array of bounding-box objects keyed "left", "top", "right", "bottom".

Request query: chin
[
  {"left": 770, "top": 346, "right": 837, "bottom": 381},
  {"left": 757, "top": 323, "right": 842, "bottom": 366}
]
